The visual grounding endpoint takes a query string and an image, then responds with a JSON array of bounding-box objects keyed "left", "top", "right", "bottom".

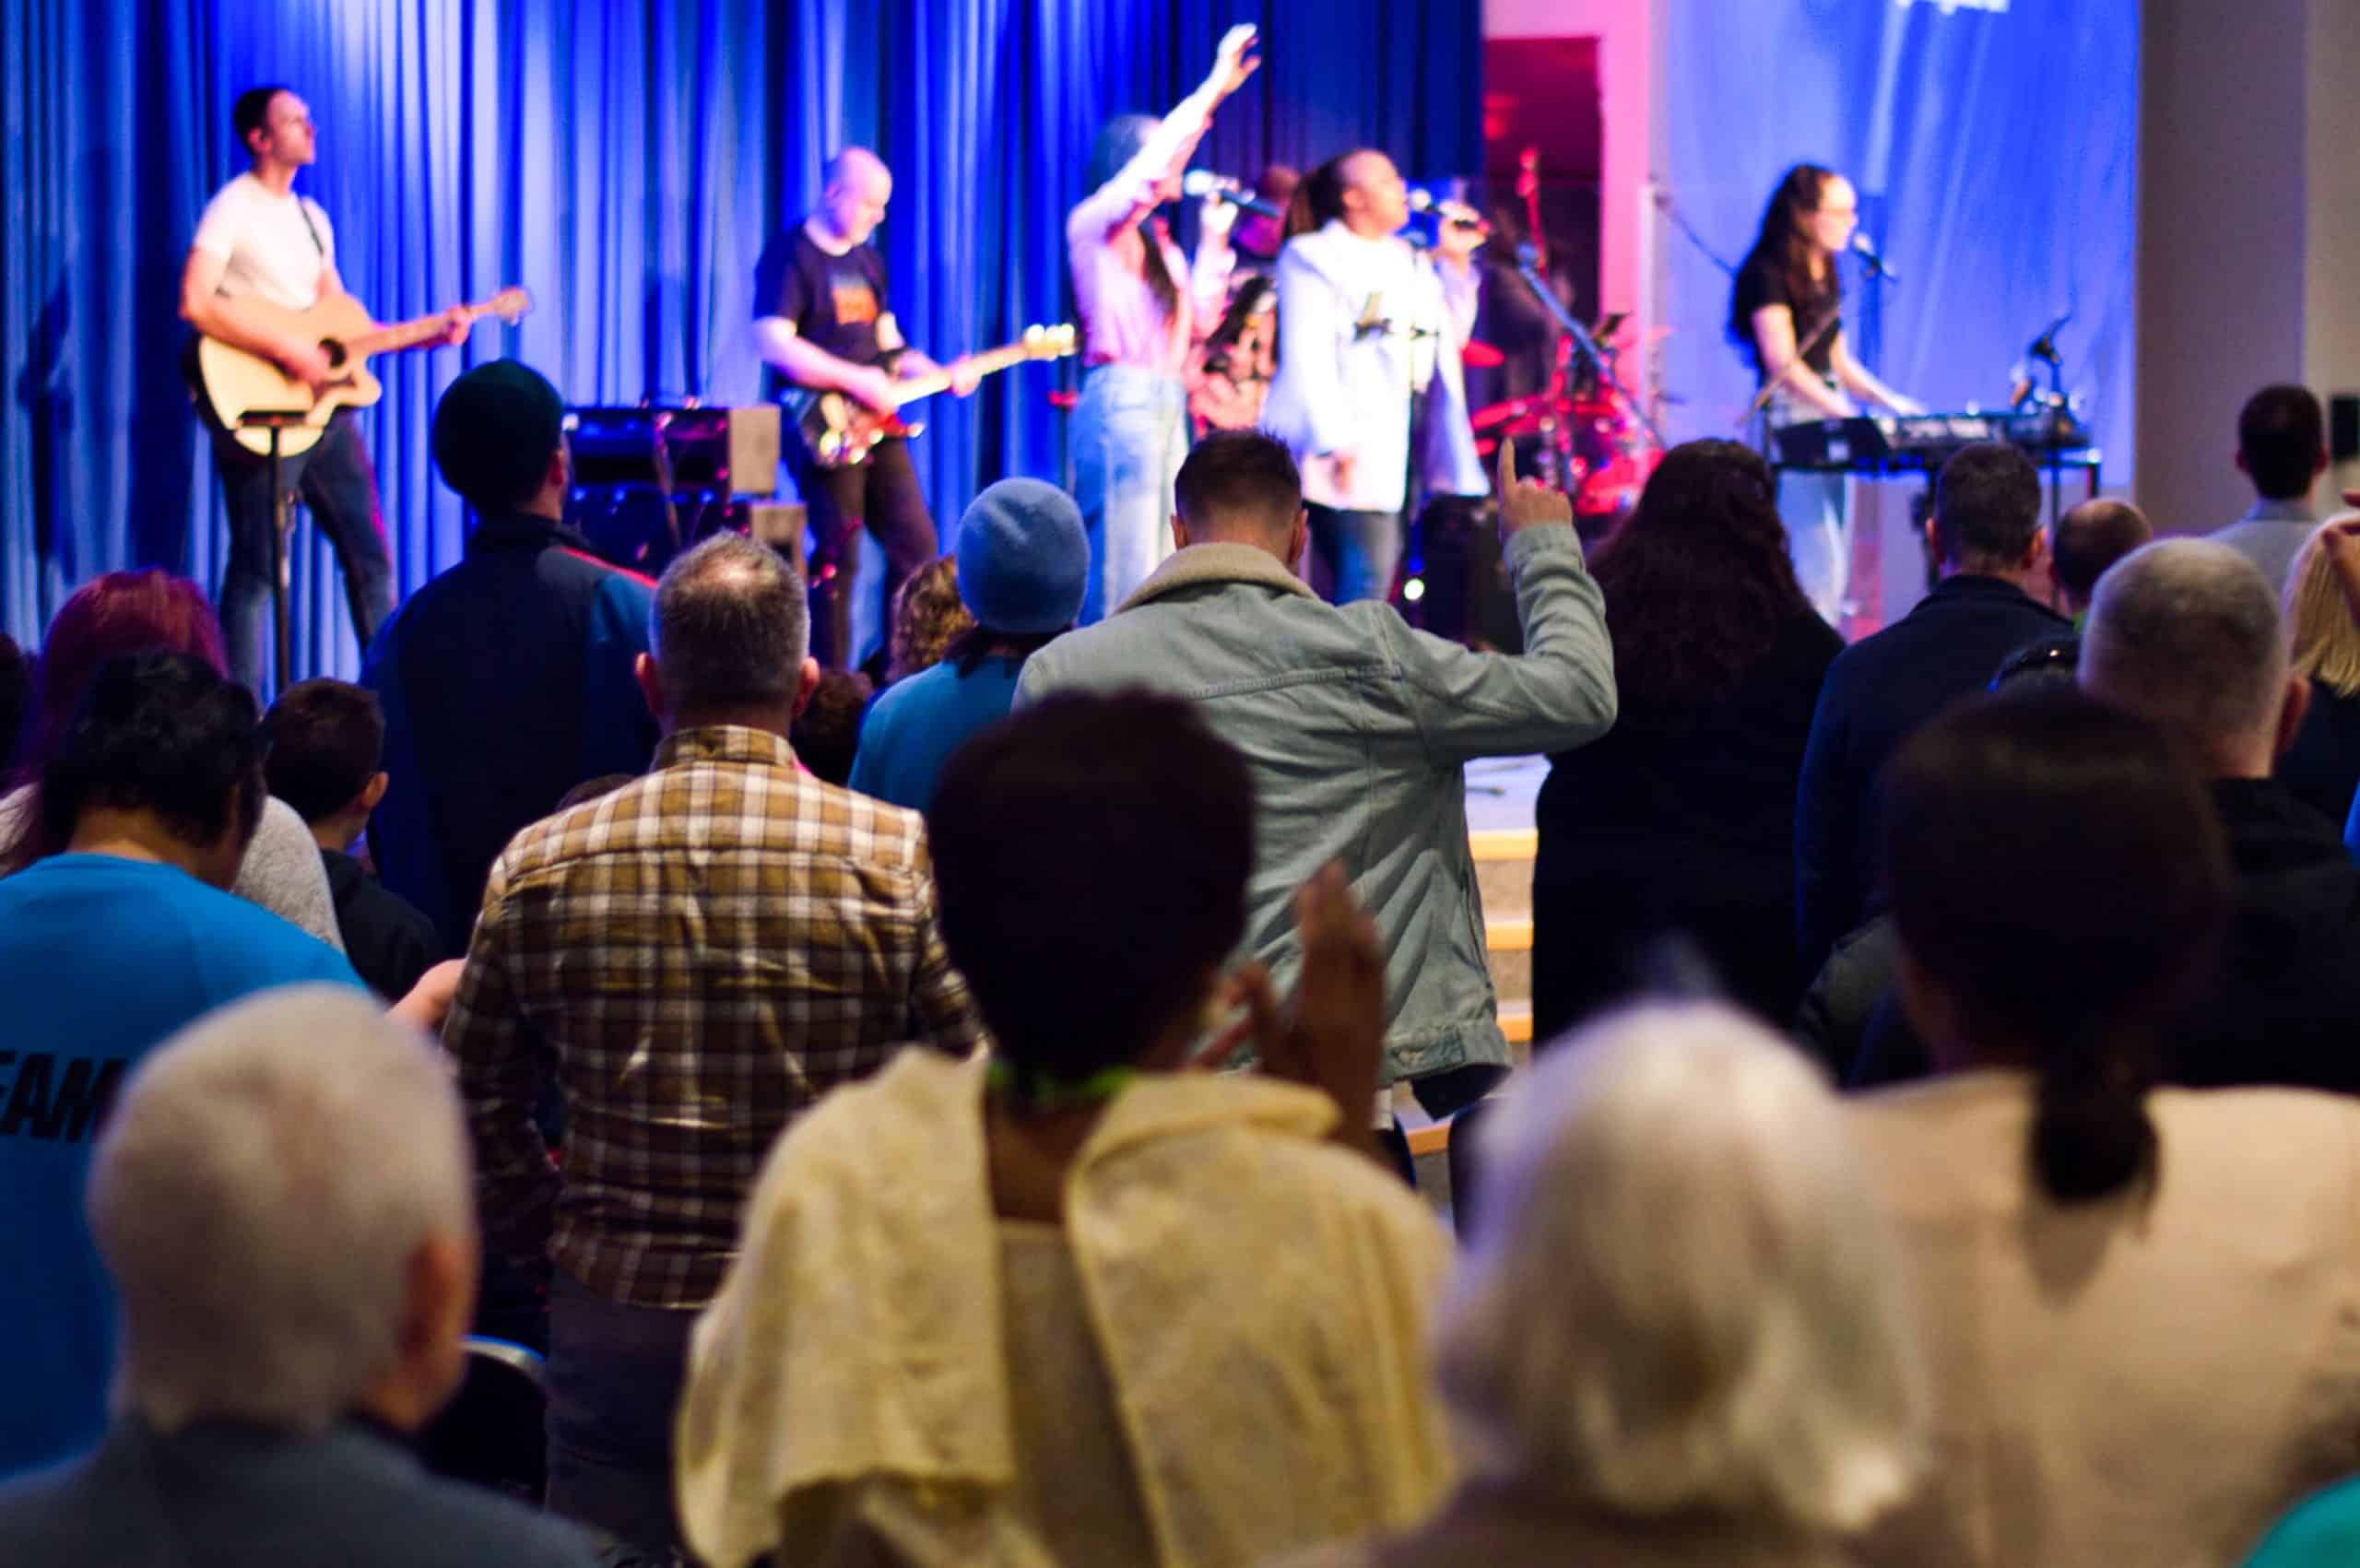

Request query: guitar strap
[{"left": 295, "top": 198, "right": 326, "bottom": 261}]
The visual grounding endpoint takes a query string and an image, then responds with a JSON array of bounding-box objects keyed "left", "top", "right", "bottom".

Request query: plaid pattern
[{"left": 444, "top": 725, "right": 985, "bottom": 1308}]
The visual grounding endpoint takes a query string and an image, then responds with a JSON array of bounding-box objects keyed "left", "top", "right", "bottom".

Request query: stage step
[
  {"left": 1470, "top": 828, "right": 1535, "bottom": 922},
  {"left": 1486, "top": 915, "right": 1533, "bottom": 1010}
]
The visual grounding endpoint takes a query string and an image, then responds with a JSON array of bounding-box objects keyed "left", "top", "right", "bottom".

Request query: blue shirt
[
  {"left": 848, "top": 657, "right": 1029, "bottom": 812},
  {"left": 0, "top": 855, "right": 363, "bottom": 1476}
]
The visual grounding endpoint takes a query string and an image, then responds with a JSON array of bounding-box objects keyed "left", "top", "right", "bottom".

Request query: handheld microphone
[
  {"left": 1849, "top": 230, "right": 1900, "bottom": 285},
  {"left": 1181, "top": 170, "right": 1285, "bottom": 221},
  {"left": 1407, "top": 188, "right": 1490, "bottom": 234}
]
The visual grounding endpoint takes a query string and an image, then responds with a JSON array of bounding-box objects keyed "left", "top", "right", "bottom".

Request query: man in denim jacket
[{"left": 1018, "top": 432, "right": 1615, "bottom": 1117}]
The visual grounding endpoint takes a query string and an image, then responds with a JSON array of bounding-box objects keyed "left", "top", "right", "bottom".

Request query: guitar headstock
[
  {"left": 1018, "top": 324, "right": 1080, "bottom": 360},
  {"left": 487, "top": 287, "right": 533, "bottom": 324}
]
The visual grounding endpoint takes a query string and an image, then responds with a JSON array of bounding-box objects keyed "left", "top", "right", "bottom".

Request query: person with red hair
[{"left": 1, "top": 571, "right": 341, "bottom": 949}]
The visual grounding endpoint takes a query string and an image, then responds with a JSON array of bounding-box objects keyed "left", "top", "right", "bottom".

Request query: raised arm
[
  {"left": 1393, "top": 444, "right": 1617, "bottom": 762},
  {"left": 1066, "top": 24, "right": 1261, "bottom": 247}
]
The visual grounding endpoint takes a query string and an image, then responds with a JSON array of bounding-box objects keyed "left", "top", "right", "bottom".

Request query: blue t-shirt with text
[{"left": 0, "top": 855, "right": 363, "bottom": 1476}]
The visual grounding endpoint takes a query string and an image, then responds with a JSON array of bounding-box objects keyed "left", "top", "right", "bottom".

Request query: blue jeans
[
  {"left": 544, "top": 1269, "right": 695, "bottom": 1556},
  {"left": 1764, "top": 395, "right": 1851, "bottom": 625},
  {"left": 1308, "top": 503, "right": 1402, "bottom": 606},
  {"left": 215, "top": 412, "right": 394, "bottom": 694},
  {"left": 1072, "top": 364, "right": 1187, "bottom": 624},
  {"left": 1779, "top": 466, "right": 1850, "bottom": 625}
]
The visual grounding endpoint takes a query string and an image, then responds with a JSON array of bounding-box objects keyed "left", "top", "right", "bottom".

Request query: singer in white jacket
[{"left": 1260, "top": 151, "right": 1489, "bottom": 605}]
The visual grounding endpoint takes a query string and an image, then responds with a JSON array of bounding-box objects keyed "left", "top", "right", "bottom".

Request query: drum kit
[
  {"left": 1465, "top": 146, "right": 1661, "bottom": 533},
  {"left": 1464, "top": 325, "right": 1662, "bottom": 532}
]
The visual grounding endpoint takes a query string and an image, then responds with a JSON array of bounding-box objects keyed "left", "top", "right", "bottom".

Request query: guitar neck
[
  {"left": 346, "top": 300, "right": 502, "bottom": 358},
  {"left": 891, "top": 340, "right": 1035, "bottom": 407}
]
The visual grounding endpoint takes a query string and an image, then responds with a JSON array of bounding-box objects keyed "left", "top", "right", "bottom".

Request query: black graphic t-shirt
[{"left": 753, "top": 226, "right": 892, "bottom": 383}]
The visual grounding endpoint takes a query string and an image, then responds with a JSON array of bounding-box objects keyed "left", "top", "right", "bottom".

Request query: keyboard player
[{"left": 1729, "top": 163, "right": 1923, "bottom": 624}]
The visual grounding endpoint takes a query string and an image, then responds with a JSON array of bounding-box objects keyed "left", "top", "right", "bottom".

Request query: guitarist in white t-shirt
[{"left": 179, "top": 86, "right": 470, "bottom": 690}]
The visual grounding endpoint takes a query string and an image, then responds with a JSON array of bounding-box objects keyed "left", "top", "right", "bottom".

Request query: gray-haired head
[
  {"left": 649, "top": 534, "right": 811, "bottom": 720},
  {"left": 1437, "top": 1003, "right": 1925, "bottom": 1535},
  {"left": 88, "top": 985, "right": 475, "bottom": 1434},
  {"left": 2079, "top": 537, "right": 2294, "bottom": 775}
]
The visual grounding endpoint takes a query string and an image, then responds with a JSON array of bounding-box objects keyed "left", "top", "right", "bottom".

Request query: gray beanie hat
[{"left": 955, "top": 478, "right": 1089, "bottom": 633}]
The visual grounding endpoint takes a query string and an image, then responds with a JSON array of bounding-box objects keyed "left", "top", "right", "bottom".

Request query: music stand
[{"left": 237, "top": 409, "right": 312, "bottom": 693}]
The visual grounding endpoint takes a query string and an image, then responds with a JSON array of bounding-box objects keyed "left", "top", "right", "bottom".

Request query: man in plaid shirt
[{"left": 442, "top": 533, "right": 985, "bottom": 1555}]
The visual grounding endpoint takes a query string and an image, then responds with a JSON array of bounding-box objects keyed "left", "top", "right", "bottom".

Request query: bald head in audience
[
  {"left": 2078, "top": 537, "right": 2309, "bottom": 778},
  {"left": 2048, "top": 499, "right": 2152, "bottom": 617}
]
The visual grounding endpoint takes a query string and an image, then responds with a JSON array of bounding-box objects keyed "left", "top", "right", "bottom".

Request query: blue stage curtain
[
  {"left": 0, "top": 0, "right": 1476, "bottom": 680},
  {"left": 1654, "top": 1, "right": 2139, "bottom": 484}
]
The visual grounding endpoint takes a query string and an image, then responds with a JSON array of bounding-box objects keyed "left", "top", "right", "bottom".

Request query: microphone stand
[
  {"left": 1513, "top": 243, "right": 1665, "bottom": 450},
  {"left": 2039, "top": 335, "right": 2068, "bottom": 531}
]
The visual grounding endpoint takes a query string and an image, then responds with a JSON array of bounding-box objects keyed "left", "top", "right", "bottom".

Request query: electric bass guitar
[
  {"left": 785, "top": 323, "right": 1078, "bottom": 469},
  {"left": 193, "top": 287, "right": 533, "bottom": 457}
]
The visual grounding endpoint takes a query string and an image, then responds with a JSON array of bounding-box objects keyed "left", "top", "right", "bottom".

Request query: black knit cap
[{"left": 432, "top": 360, "right": 564, "bottom": 508}]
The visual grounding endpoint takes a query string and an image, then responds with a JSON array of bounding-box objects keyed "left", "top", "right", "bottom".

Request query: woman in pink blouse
[{"left": 1064, "top": 24, "right": 1260, "bottom": 623}]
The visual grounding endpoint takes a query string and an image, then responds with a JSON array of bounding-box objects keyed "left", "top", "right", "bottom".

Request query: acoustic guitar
[
  {"left": 785, "top": 322, "right": 1078, "bottom": 469},
  {"left": 193, "top": 286, "right": 533, "bottom": 457}
]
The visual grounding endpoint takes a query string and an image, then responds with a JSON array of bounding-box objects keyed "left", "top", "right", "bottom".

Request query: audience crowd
[{"left": 7, "top": 354, "right": 2360, "bottom": 1568}]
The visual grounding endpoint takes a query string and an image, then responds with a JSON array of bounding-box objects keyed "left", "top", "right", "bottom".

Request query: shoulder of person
[
  {"left": 867, "top": 663, "right": 953, "bottom": 723},
  {"left": 382, "top": 1467, "right": 604, "bottom": 1567},
  {"left": 578, "top": 555, "right": 660, "bottom": 625},
  {"left": 801, "top": 772, "right": 933, "bottom": 860},
  {"left": 1277, "top": 229, "right": 1349, "bottom": 281},
  {"left": 197, "top": 173, "right": 252, "bottom": 216},
  {"left": 197, "top": 882, "right": 358, "bottom": 981},
  {"left": 2246, "top": 1478, "right": 2360, "bottom": 1567}
]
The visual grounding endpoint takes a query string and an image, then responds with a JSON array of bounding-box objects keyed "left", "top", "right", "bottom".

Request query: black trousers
[
  {"left": 789, "top": 435, "right": 938, "bottom": 670},
  {"left": 213, "top": 411, "right": 393, "bottom": 692}
]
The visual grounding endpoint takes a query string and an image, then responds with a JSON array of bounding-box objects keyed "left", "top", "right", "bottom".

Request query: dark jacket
[
  {"left": 1534, "top": 604, "right": 1840, "bottom": 1034},
  {"left": 2278, "top": 685, "right": 2360, "bottom": 833},
  {"left": 0, "top": 1417, "right": 597, "bottom": 1567},
  {"left": 362, "top": 513, "right": 659, "bottom": 955},
  {"left": 1845, "top": 778, "right": 2360, "bottom": 1094},
  {"left": 323, "top": 848, "right": 442, "bottom": 999},
  {"left": 1794, "top": 573, "right": 2071, "bottom": 978},
  {"left": 2176, "top": 779, "right": 2360, "bottom": 1091},
  {"left": 1792, "top": 912, "right": 1899, "bottom": 1083}
]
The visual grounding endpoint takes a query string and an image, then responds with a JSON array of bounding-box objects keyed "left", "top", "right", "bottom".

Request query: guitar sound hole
[{"left": 320, "top": 339, "right": 348, "bottom": 370}]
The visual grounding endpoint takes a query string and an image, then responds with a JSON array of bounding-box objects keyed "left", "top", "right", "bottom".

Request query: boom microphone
[{"left": 1849, "top": 230, "right": 1900, "bottom": 285}]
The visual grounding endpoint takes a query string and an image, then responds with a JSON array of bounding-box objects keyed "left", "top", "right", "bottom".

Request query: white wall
[
  {"left": 1481, "top": 0, "right": 1660, "bottom": 328},
  {"left": 2137, "top": 0, "right": 2359, "bottom": 533}
]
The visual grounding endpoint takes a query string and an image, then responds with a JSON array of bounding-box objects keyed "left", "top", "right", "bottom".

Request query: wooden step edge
[
  {"left": 1469, "top": 827, "right": 1538, "bottom": 862},
  {"left": 1500, "top": 1002, "right": 1532, "bottom": 1044},
  {"left": 1487, "top": 916, "right": 1533, "bottom": 951},
  {"left": 1406, "top": 1121, "right": 1452, "bottom": 1158}
]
